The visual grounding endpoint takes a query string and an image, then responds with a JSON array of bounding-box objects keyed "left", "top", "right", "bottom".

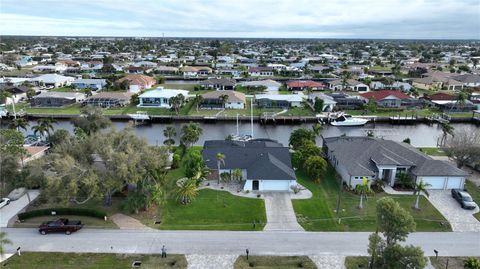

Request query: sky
[{"left": 1, "top": 0, "right": 479, "bottom": 39}]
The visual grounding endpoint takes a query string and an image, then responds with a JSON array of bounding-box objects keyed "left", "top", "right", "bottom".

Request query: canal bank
[
  {"left": 14, "top": 113, "right": 480, "bottom": 125},
  {"left": 5, "top": 119, "right": 478, "bottom": 148}
]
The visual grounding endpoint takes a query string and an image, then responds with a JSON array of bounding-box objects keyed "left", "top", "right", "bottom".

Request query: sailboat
[{"left": 230, "top": 99, "right": 254, "bottom": 141}]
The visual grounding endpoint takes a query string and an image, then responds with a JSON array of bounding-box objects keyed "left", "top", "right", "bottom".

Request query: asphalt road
[{"left": 2, "top": 228, "right": 479, "bottom": 256}]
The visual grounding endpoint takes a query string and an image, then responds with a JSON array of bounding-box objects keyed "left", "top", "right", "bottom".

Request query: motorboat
[{"left": 330, "top": 114, "right": 369, "bottom": 127}]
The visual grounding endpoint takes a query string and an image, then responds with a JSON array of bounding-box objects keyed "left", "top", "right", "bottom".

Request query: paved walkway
[
  {"left": 427, "top": 190, "right": 480, "bottom": 232},
  {"left": 263, "top": 193, "right": 304, "bottom": 231},
  {"left": 309, "top": 255, "right": 346, "bottom": 269},
  {"left": 0, "top": 190, "right": 40, "bottom": 228},
  {"left": 186, "top": 255, "right": 237, "bottom": 269},
  {"left": 382, "top": 185, "right": 414, "bottom": 195},
  {"left": 110, "top": 214, "right": 152, "bottom": 230}
]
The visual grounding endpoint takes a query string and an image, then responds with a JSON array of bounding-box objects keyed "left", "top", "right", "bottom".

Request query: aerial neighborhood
[{"left": 0, "top": 36, "right": 479, "bottom": 268}]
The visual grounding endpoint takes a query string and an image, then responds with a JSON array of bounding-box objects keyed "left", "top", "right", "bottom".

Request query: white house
[
  {"left": 241, "top": 79, "right": 282, "bottom": 93},
  {"left": 30, "top": 74, "right": 75, "bottom": 88},
  {"left": 137, "top": 87, "right": 189, "bottom": 108},
  {"left": 255, "top": 93, "right": 305, "bottom": 108},
  {"left": 200, "top": 91, "right": 246, "bottom": 110},
  {"left": 202, "top": 139, "right": 297, "bottom": 192},
  {"left": 328, "top": 79, "right": 370, "bottom": 92},
  {"left": 71, "top": 79, "right": 107, "bottom": 91},
  {"left": 323, "top": 136, "right": 467, "bottom": 190}
]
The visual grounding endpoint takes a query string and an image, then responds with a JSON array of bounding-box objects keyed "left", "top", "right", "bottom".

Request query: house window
[{"left": 396, "top": 168, "right": 407, "bottom": 175}]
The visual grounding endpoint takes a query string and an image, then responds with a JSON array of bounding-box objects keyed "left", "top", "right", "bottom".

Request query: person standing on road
[
  {"left": 161, "top": 245, "right": 167, "bottom": 258},
  {"left": 246, "top": 248, "right": 249, "bottom": 260}
]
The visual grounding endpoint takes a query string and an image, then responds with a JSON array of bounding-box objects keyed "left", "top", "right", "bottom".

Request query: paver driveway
[
  {"left": 263, "top": 192, "right": 304, "bottom": 231},
  {"left": 427, "top": 190, "right": 480, "bottom": 232}
]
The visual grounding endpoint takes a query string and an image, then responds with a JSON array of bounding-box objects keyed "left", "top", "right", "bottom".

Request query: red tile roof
[
  {"left": 287, "top": 80, "right": 325, "bottom": 89},
  {"left": 360, "top": 90, "right": 411, "bottom": 101},
  {"left": 426, "top": 92, "right": 455, "bottom": 101}
]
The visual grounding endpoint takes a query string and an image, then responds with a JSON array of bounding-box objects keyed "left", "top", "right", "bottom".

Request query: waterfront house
[
  {"left": 137, "top": 88, "right": 189, "bottom": 108},
  {"left": 359, "top": 90, "right": 413, "bottom": 108},
  {"left": 180, "top": 66, "right": 213, "bottom": 78},
  {"left": 115, "top": 74, "right": 156, "bottom": 93},
  {"left": 31, "top": 74, "right": 75, "bottom": 88},
  {"left": 0, "top": 85, "right": 29, "bottom": 104},
  {"left": 248, "top": 67, "right": 274, "bottom": 77},
  {"left": 424, "top": 92, "right": 475, "bottom": 112},
  {"left": 200, "top": 91, "right": 246, "bottom": 109},
  {"left": 155, "top": 66, "right": 179, "bottom": 76},
  {"left": 202, "top": 139, "right": 297, "bottom": 191},
  {"left": 199, "top": 78, "right": 236, "bottom": 91},
  {"left": 323, "top": 136, "right": 467, "bottom": 190},
  {"left": 328, "top": 79, "right": 370, "bottom": 92},
  {"left": 83, "top": 92, "right": 132, "bottom": 108},
  {"left": 370, "top": 81, "right": 412, "bottom": 92},
  {"left": 255, "top": 93, "right": 305, "bottom": 108},
  {"left": 326, "top": 93, "right": 365, "bottom": 110},
  {"left": 71, "top": 79, "right": 107, "bottom": 91},
  {"left": 32, "top": 92, "right": 85, "bottom": 107},
  {"left": 287, "top": 80, "right": 325, "bottom": 91},
  {"left": 240, "top": 79, "right": 282, "bottom": 93},
  {"left": 307, "top": 92, "right": 337, "bottom": 112}
]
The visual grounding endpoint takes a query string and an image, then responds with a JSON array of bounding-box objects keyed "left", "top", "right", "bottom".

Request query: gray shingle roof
[
  {"left": 202, "top": 139, "right": 296, "bottom": 181},
  {"left": 323, "top": 136, "right": 467, "bottom": 177}
]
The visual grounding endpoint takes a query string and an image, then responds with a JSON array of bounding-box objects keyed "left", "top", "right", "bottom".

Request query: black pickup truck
[{"left": 38, "top": 218, "right": 83, "bottom": 235}]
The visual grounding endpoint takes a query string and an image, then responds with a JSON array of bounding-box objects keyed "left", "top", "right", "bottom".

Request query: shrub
[
  {"left": 18, "top": 208, "right": 107, "bottom": 221},
  {"left": 171, "top": 153, "right": 181, "bottom": 169}
]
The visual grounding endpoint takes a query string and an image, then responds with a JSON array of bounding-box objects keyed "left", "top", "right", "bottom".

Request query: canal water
[{"left": 10, "top": 120, "right": 479, "bottom": 147}]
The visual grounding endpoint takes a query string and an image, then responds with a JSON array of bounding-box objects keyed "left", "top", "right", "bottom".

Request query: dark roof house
[{"left": 202, "top": 139, "right": 297, "bottom": 191}]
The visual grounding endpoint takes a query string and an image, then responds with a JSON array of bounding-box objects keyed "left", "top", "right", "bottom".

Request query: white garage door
[
  {"left": 420, "top": 177, "right": 446, "bottom": 189},
  {"left": 262, "top": 180, "right": 291, "bottom": 191},
  {"left": 446, "top": 177, "right": 463, "bottom": 189}
]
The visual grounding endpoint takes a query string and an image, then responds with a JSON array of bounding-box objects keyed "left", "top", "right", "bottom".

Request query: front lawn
[
  {"left": 234, "top": 256, "right": 316, "bottom": 269},
  {"left": 157, "top": 146, "right": 266, "bottom": 231},
  {"left": 292, "top": 167, "right": 451, "bottom": 232},
  {"left": 2, "top": 252, "right": 187, "bottom": 269},
  {"left": 344, "top": 257, "right": 369, "bottom": 269}
]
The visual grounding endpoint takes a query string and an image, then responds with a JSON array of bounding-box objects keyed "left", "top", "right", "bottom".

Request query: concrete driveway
[
  {"left": 263, "top": 192, "right": 304, "bottom": 231},
  {"left": 0, "top": 190, "right": 40, "bottom": 227},
  {"left": 427, "top": 190, "right": 480, "bottom": 232}
]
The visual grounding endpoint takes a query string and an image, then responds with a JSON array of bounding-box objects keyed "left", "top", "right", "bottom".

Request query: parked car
[
  {"left": 451, "top": 189, "right": 478, "bottom": 210},
  {"left": 0, "top": 198, "right": 11, "bottom": 209},
  {"left": 38, "top": 218, "right": 84, "bottom": 235}
]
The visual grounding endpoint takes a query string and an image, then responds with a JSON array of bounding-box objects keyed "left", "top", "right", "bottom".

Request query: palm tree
[
  {"left": 455, "top": 92, "right": 467, "bottom": 111},
  {"left": 413, "top": 180, "right": 431, "bottom": 209},
  {"left": 32, "top": 118, "right": 56, "bottom": 140},
  {"left": 232, "top": 168, "right": 243, "bottom": 181},
  {"left": 0, "top": 231, "right": 12, "bottom": 256},
  {"left": 219, "top": 94, "right": 229, "bottom": 109},
  {"left": 194, "top": 94, "right": 204, "bottom": 112},
  {"left": 355, "top": 177, "right": 372, "bottom": 209},
  {"left": 163, "top": 126, "right": 177, "bottom": 147},
  {"left": 439, "top": 122, "right": 455, "bottom": 147},
  {"left": 216, "top": 152, "right": 225, "bottom": 184},
  {"left": 176, "top": 178, "right": 198, "bottom": 205},
  {"left": 9, "top": 118, "right": 28, "bottom": 131}
]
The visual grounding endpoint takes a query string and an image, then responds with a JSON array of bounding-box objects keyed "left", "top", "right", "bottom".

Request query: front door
[{"left": 252, "top": 180, "right": 259, "bottom": 191}]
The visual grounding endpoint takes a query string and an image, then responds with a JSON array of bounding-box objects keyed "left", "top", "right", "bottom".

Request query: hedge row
[{"left": 18, "top": 208, "right": 107, "bottom": 221}]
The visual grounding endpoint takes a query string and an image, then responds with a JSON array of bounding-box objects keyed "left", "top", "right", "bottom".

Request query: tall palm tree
[
  {"left": 9, "top": 118, "right": 28, "bottom": 131},
  {"left": 0, "top": 231, "right": 12, "bottom": 256},
  {"left": 216, "top": 152, "right": 225, "bottom": 184},
  {"left": 163, "top": 126, "right": 177, "bottom": 147},
  {"left": 440, "top": 122, "right": 455, "bottom": 146},
  {"left": 219, "top": 94, "right": 229, "bottom": 109},
  {"left": 355, "top": 177, "right": 372, "bottom": 209},
  {"left": 194, "top": 94, "right": 204, "bottom": 112},
  {"left": 413, "top": 180, "right": 431, "bottom": 209},
  {"left": 176, "top": 178, "right": 198, "bottom": 205},
  {"left": 32, "top": 118, "right": 56, "bottom": 140}
]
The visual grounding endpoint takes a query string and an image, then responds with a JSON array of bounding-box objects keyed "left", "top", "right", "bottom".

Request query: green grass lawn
[
  {"left": 160, "top": 189, "right": 266, "bottom": 230},
  {"left": 344, "top": 257, "right": 369, "bottom": 269},
  {"left": 50, "top": 87, "right": 76, "bottom": 92},
  {"left": 160, "top": 83, "right": 197, "bottom": 91},
  {"left": 430, "top": 256, "right": 480, "bottom": 269},
  {"left": 234, "top": 256, "right": 316, "bottom": 269},
  {"left": 1, "top": 252, "right": 187, "bottom": 269},
  {"left": 292, "top": 167, "right": 451, "bottom": 232},
  {"left": 418, "top": 147, "right": 447, "bottom": 156},
  {"left": 465, "top": 180, "right": 480, "bottom": 221},
  {"left": 154, "top": 147, "right": 266, "bottom": 231}
]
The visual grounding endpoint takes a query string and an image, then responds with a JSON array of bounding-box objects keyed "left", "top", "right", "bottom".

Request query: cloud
[{"left": 1, "top": 0, "right": 479, "bottom": 39}]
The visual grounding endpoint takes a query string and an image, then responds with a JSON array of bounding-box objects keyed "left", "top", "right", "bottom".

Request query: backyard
[{"left": 292, "top": 166, "right": 451, "bottom": 232}]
